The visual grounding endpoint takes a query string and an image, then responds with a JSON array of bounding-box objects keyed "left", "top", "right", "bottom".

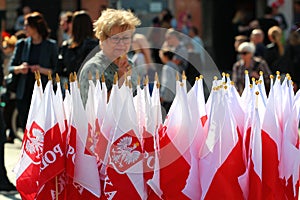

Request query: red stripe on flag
[
  {"left": 248, "top": 157, "right": 263, "bottom": 200},
  {"left": 158, "top": 128, "right": 190, "bottom": 200},
  {"left": 261, "top": 130, "right": 284, "bottom": 199},
  {"left": 205, "top": 140, "right": 245, "bottom": 200}
]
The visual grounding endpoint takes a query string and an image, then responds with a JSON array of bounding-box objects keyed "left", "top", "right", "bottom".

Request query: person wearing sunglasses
[
  {"left": 78, "top": 8, "right": 141, "bottom": 106},
  {"left": 232, "top": 42, "right": 272, "bottom": 94}
]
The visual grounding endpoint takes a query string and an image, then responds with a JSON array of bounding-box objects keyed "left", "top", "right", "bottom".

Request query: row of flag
[{"left": 13, "top": 70, "right": 299, "bottom": 200}]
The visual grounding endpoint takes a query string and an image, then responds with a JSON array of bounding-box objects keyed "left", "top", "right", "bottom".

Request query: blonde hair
[
  {"left": 94, "top": 8, "right": 141, "bottom": 41},
  {"left": 132, "top": 33, "right": 153, "bottom": 64},
  {"left": 268, "top": 26, "right": 284, "bottom": 56}
]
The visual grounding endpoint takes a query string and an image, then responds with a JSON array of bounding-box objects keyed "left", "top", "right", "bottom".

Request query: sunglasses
[{"left": 239, "top": 52, "right": 250, "bottom": 55}]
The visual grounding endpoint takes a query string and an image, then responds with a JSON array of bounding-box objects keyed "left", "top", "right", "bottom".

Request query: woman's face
[
  {"left": 24, "top": 19, "right": 36, "bottom": 37},
  {"left": 102, "top": 26, "right": 133, "bottom": 61}
]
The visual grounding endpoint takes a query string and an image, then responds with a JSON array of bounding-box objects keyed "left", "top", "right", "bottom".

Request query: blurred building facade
[{"left": 2, "top": 0, "right": 295, "bottom": 72}]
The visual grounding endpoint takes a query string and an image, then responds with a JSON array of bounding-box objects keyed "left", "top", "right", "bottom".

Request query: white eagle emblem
[
  {"left": 25, "top": 128, "right": 44, "bottom": 160},
  {"left": 111, "top": 136, "right": 141, "bottom": 168}
]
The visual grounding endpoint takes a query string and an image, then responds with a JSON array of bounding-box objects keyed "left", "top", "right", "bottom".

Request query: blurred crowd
[{"left": 231, "top": 1, "right": 300, "bottom": 94}]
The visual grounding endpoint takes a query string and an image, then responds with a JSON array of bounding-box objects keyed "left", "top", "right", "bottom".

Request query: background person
[
  {"left": 232, "top": 42, "right": 271, "bottom": 94},
  {"left": 0, "top": 52, "right": 16, "bottom": 192},
  {"left": 250, "top": 28, "right": 266, "bottom": 58},
  {"left": 57, "top": 10, "right": 98, "bottom": 84},
  {"left": 159, "top": 48, "right": 179, "bottom": 115},
  {"left": 131, "top": 33, "right": 153, "bottom": 78},
  {"left": 264, "top": 25, "right": 289, "bottom": 74},
  {"left": 14, "top": 5, "right": 31, "bottom": 32},
  {"left": 9, "top": 12, "right": 58, "bottom": 131},
  {"left": 162, "top": 28, "right": 188, "bottom": 73},
  {"left": 57, "top": 11, "right": 73, "bottom": 46}
]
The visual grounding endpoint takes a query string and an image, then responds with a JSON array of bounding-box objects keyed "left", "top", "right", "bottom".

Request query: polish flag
[
  {"left": 104, "top": 85, "right": 146, "bottom": 199},
  {"left": 182, "top": 81, "right": 204, "bottom": 199},
  {"left": 68, "top": 80, "right": 101, "bottom": 198},
  {"left": 14, "top": 78, "right": 43, "bottom": 200},
  {"left": 85, "top": 79, "right": 97, "bottom": 155},
  {"left": 279, "top": 87, "right": 300, "bottom": 199},
  {"left": 147, "top": 81, "right": 163, "bottom": 199},
  {"left": 94, "top": 75, "right": 107, "bottom": 163},
  {"left": 157, "top": 83, "right": 191, "bottom": 199},
  {"left": 199, "top": 87, "right": 245, "bottom": 199},
  {"left": 195, "top": 76, "right": 208, "bottom": 126},
  {"left": 239, "top": 105, "right": 263, "bottom": 200},
  {"left": 96, "top": 81, "right": 122, "bottom": 180},
  {"left": 261, "top": 78, "right": 284, "bottom": 199},
  {"left": 35, "top": 80, "right": 65, "bottom": 199}
]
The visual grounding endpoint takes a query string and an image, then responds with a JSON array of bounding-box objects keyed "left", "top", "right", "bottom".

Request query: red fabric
[
  {"left": 283, "top": 177, "right": 299, "bottom": 200},
  {"left": 94, "top": 118, "right": 108, "bottom": 163},
  {"left": 104, "top": 130, "right": 143, "bottom": 199},
  {"left": 158, "top": 127, "right": 190, "bottom": 200},
  {"left": 142, "top": 129, "right": 155, "bottom": 181},
  {"left": 65, "top": 179, "right": 100, "bottom": 200},
  {"left": 66, "top": 126, "right": 77, "bottom": 179},
  {"left": 103, "top": 168, "right": 141, "bottom": 200},
  {"left": 16, "top": 122, "right": 44, "bottom": 200},
  {"left": 200, "top": 115, "right": 208, "bottom": 127},
  {"left": 84, "top": 123, "right": 94, "bottom": 156},
  {"left": 248, "top": 156, "right": 263, "bottom": 200},
  {"left": 38, "top": 123, "right": 65, "bottom": 190},
  {"left": 204, "top": 140, "right": 245, "bottom": 200},
  {"left": 17, "top": 163, "right": 39, "bottom": 200},
  {"left": 261, "top": 130, "right": 285, "bottom": 199},
  {"left": 142, "top": 129, "right": 156, "bottom": 196},
  {"left": 36, "top": 174, "right": 66, "bottom": 200}
]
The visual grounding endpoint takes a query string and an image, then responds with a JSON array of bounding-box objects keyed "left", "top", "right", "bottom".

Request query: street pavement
[{"left": 0, "top": 137, "right": 22, "bottom": 200}]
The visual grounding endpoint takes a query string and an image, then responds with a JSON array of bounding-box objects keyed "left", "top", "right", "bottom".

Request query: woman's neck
[
  {"left": 242, "top": 58, "right": 251, "bottom": 68},
  {"left": 31, "top": 35, "right": 42, "bottom": 44}
]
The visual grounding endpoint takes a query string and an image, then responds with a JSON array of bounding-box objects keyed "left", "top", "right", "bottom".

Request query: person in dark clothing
[
  {"left": 0, "top": 49, "right": 17, "bottom": 192},
  {"left": 57, "top": 10, "right": 99, "bottom": 82},
  {"left": 271, "top": 3, "right": 288, "bottom": 32},
  {"left": 285, "top": 30, "right": 300, "bottom": 91},
  {"left": 264, "top": 26, "right": 290, "bottom": 74},
  {"left": 9, "top": 12, "right": 58, "bottom": 131},
  {"left": 250, "top": 6, "right": 279, "bottom": 45},
  {"left": 250, "top": 29, "right": 266, "bottom": 58}
]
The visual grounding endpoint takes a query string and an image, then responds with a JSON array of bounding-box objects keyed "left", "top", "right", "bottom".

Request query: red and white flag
[
  {"left": 68, "top": 80, "right": 101, "bottom": 198},
  {"left": 157, "top": 82, "right": 191, "bottom": 199},
  {"left": 85, "top": 79, "right": 97, "bottom": 155},
  {"left": 239, "top": 105, "right": 263, "bottom": 200},
  {"left": 14, "top": 79, "right": 43, "bottom": 200},
  {"left": 261, "top": 77, "right": 284, "bottom": 199},
  {"left": 104, "top": 85, "right": 146, "bottom": 199},
  {"left": 93, "top": 76, "right": 107, "bottom": 164},
  {"left": 96, "top": 82, "right": 122, "bottom": 179},
  {"left": 147, "top": 81, "right": 163, "bottom": 199},
  {"left": 35, "top": 80, "right": 65, "bottom": 199},
  {"left": 199, "top": 87, "right": 245, "bottom": 199},
  {"left": 182, "top": 81, "right": 205, "bottom": 199},
  {"left": 196, "top": 77, "right": 208, "bottom": 126},
  {"left": 279, "top": 88, "right": 300, "bottom": 199}
]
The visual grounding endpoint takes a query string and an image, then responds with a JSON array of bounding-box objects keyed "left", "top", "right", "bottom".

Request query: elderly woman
[
  {"left": 232, "top": 42, "right": 272, "bottom": 94},
  {"left": 78, "top": 9, "right": 141, "bottom": 106}
]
